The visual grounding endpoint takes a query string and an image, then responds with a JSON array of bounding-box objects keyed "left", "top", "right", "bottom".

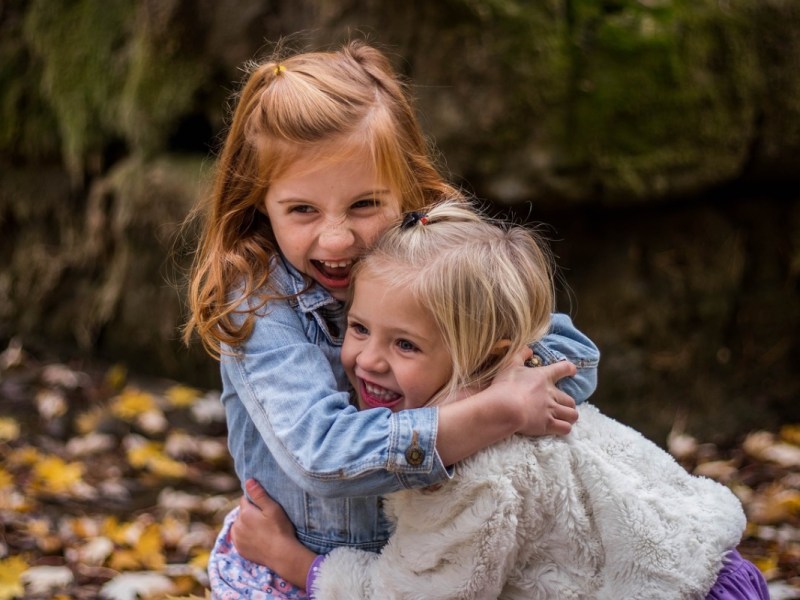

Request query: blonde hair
[
  {"left": 355, "top": 201, "right": 555, "bottom": 404},
  {"left": 184, "top": 40, "right": 460, "bottom": 357}
]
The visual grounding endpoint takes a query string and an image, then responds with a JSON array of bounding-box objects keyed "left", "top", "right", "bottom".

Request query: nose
[
  {"left": 318, "top": 219, "right": 356, "bottom": 253},
  {"left": 356, "top": 339, "right": 388, "bottom": 374}
]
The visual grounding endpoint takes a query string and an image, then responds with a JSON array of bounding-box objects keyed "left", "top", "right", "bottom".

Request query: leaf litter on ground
[{"left": 0, "top": 337, "right": 798, "bottom": 599}]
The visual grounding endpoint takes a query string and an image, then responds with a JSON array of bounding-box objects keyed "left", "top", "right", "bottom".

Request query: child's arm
[
  {"left": 435, "top": 357, "right": 577, "bottom": 466},
  {"left": 226, "top": 297, "right": 586, "bottom": 497},
  {"left": 234, "top": 471, "right": 531, "bottom": 599}
]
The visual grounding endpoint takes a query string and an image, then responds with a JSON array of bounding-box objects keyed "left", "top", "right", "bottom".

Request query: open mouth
[
  {"left": 359, "top": 379, "right": 403, "bottom": 410},
  {"left": 311, "top": 259, "right": 354, "bottom": 289}
]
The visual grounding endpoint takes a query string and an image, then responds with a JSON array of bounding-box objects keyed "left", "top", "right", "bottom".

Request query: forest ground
[{"left": 0, "top": 339, "right": 798, "bottom": 599}]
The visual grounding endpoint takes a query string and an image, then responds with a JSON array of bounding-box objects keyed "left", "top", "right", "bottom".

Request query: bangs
[{"left": 357, "top": 105, "right": 419, "bottom": 208}]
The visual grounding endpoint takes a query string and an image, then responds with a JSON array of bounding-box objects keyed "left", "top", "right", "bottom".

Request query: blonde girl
[
  {"left": 236, "top": 202, "right": 766, "bottom": 600},
  {"left": 184, "top": 41, "right": 599, "bottom": 598}
]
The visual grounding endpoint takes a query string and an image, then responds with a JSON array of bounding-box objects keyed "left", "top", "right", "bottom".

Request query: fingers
[
  {"left": 541, "top": 360, "right": 577, "bottom": 382},
  {"left": 516, "top": 346, "right": 534, "bottom": 363},
  {"left": 553, "top": 402, "right": 578, "bottom": 424},
  {"left": 547, "top": 401, "right": 579, "bottom": 435},
  {"left": 547, "top": 418, "right": 573, "bottom": 436},
  {"left": 555, "top": 390, "right": 576, "bottom": 409},
  {"left": 244, "top": 478, "right": 276, "bottom": 511}
]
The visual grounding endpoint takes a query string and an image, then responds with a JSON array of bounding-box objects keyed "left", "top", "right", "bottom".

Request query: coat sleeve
[
  {"left": 311, "top": 450, "right": 534, "bottom": 599},
  {"left": 533, "top": 313, "right": 599, "bottom": 404}
]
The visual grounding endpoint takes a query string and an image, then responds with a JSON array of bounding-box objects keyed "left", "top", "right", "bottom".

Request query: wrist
[{"left": 471, "top": 386, "right": 521, "bottom": 435}]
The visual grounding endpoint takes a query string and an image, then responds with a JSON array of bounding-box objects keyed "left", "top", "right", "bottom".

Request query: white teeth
[
  {"left": 365, "top": 382, "right": 399, "bottom": 400},
  {"left": 320, "top": 260, "right": 352, "bottom": 269}
]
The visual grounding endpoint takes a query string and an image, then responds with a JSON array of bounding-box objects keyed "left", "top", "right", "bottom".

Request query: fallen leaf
[
  {"left": 74, "top": 406, "right": 107, "bottom": 435},
  {"left": 190, "top": 392, "right": 225, "bottom": 424},
  {"left": 41, "top": 363, "right": 86, "bottom": 389},
  {"left": 166, "top": 385, "right": 202, "bottom": 408},
  {"left": 72, "top": 536, "right": 114, "bottom": 566},
  {"left": 136, "top": 523, "right": 166, "bottom": 570},
  {"left": 100, "top": 571, "right": 175, "bottom": 600},
  {"left": 30, "top": 456, "right": 84, "bottom": 495},
  {"left": 137, "top": 409, "right": 169, "bottom": 435},
  {"left": 743, "top": 431, "right": 800, "bottom": 468},
  {"left": 779, "top": 424, "right": 800, "bottom": 447},
  {"left": 667, "top": 431, "right": 698, "bottom": 462},
  {"left": 693, "top": 460, "right": 738, "bottom": 482},
  {"left": 105, "top": 364, "right": 128, "bottom": 391},
  {"left": 0, "top": 469, "right": 13, "bottom": 490},
  {"left": 35, "top": 389, "right": 67, "bottom": 420},
  {"left": 126, "top": 439, "right": 188, "bottom": 479},
  {"left": 0, "top": 418, "right": 20, "bottom": 442},
  {"left": 0, "top": 556, "right": 27, "bottom": 600},
  {"left": 65, "top": 432, "right": 116, "bottom": 457},
  {"left": 20, "top": 565, "right": 74, "bottom": 595},
  {"left": 112, "top": 388, "right": 158, "bottom": 421}
]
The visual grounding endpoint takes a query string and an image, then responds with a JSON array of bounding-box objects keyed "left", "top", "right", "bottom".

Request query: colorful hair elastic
[
  {"left": 401, "top": 211, "right": 429, "bottom": 229},
  {"left": 274, "top": 64, "right": 286, "bottom": 76}
]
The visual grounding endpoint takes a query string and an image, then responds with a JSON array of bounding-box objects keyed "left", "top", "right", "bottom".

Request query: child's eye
[
  {"left": 348, "top": 321, "right": 369, "bottom": 336},
  {"left": 396, "top": 339, "right": 418, "bottom": 352},
  {"left": 352, "top": 198, "right": 380, "bottom": 209},
  {"left": 289, "top": 205, "right": 316, "bottom": 214}
]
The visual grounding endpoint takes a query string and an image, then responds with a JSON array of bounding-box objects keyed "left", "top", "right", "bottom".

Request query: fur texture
[{"left": 313, "top": 404, "right": 745, "bottom": 599}]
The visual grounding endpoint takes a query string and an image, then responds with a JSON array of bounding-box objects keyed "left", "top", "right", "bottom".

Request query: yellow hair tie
[{"left": 274, "top": 64, "right": 286, "bottom": 76}]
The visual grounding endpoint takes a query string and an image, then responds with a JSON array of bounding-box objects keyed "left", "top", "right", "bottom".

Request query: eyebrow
[
  {"left": 347, "top": 312, "right": 434, "bottom": 345},
  {"left": 275, "top": 189, "right": 393, "bottom": 204}
]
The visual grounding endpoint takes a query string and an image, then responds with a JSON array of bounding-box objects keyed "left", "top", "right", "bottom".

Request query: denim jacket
[{"left": 221, "top": 255, "right": 599, "bottom": 554}]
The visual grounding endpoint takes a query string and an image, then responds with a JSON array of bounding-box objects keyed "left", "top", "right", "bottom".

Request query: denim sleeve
[
  {"left": 530, "top": 313, "right": 600, "bottom": 404},
  {"left": 222, "top": 297, "right": 449, "bottom": 498}
]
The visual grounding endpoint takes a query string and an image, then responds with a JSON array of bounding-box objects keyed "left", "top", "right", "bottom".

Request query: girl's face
[
  {"left": 341, "top": 271, "right": 453, "bottom": 412},
  {"left": 264, "top": 146, "right": 402, "bottom": 301}
]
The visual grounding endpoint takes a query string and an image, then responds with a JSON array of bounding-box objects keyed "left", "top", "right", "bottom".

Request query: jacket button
[
  {"left": 525, "top": 354, "right": 542, "bottom": 367},
  {"left": 405, "top": 446, "right": 425, "bottom": 466}
]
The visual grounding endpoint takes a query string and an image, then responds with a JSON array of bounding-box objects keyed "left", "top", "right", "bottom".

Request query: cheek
[
  {"left": 340, "top": 339, "right": 356, "bottom": 373},
  {"left": 361, "top": 214, "right": 395, "bottom": 245}
]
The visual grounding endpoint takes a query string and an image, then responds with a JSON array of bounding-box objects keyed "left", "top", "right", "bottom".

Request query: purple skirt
[{"left": 705, "top": 549, "right": 769, "bottom": 600}]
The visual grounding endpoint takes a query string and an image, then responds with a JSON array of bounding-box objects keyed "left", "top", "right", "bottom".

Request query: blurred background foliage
[{"left": 1, "top": 0, "right": 799, "bottom": 444}]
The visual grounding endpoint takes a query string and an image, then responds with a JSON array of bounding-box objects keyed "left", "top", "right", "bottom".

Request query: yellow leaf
[
  {"left": 107, "top": 548, "right": 140, "bottom": 571},
  {"left": 112, "top": 388, "right": 158, "bottom": 421},
  {"left": 149, "top": 454, "right": 188, "bottom": 479},
  {"left": 136, "top": 523, "right": 165, "bottom": 570},
  {"left": 165, "top": 385, "right": 202, "bottom": 408},
  {"left": 126, "top": 441, "right": 187, "bottom": 478},
  {"left": 189, "top": 549, "right": 210, "bottom": 570},
  {"left": 779, "top": 423, "right": 800, "bottom": 446},
  {"left": 0, "top": 469, "right": 13, "bottom": 490},
  {"left": 0, "top": 418, "right": 20, "bottom": 442},
  {"left": 752, "top": 552, "right": 780, "bottom": 578},
  {"left": 101, "top": 516, "right": 126, "bottom": 544},
  {"left": 31, "top": 456, "right": 84, "bottom": 495},
  {"left": 126, "top": 441, "right": 160, "bottom": 469},
  {"left": 74, "top": 407, "right": 105, "bottom": 435},
  {"left": 105, "top": 363, "right": 128, "bottom": 390},
  {"left": 0, "top": 555, "right": 28, "bottom": 600}
]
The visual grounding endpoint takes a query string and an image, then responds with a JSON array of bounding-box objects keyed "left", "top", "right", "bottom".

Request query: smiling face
[
  {"left": 341, "top": 270, "right": 454, "bottom": 412},
  {"left": 264, "top": 146, "right": 402, "bottom": 301}
]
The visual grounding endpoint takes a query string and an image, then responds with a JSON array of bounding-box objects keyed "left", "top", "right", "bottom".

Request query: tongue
[{"left": 316, "top": 262, "right": 350, "bottom": 280}]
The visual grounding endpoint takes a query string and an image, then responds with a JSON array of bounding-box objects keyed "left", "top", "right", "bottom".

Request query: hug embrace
[{"left": 183, "top": 41, "right": 768, "bottom": 599}]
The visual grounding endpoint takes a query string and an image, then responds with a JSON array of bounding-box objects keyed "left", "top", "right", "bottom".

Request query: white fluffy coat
[{"left": 312, "top": 404, "right": 745, "bottom": 599}]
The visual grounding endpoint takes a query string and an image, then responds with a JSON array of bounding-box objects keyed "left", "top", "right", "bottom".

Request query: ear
[{"left": 489, "top": 339, "right": 512, "bottom": 356}]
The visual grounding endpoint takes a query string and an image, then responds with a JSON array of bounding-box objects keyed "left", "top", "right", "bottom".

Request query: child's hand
[
  {"left": 231, "top": 479, "right": 317, "bottom": 589},
  {"left": 493, "top": 349, "right": 578, "bottom": 437}
]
